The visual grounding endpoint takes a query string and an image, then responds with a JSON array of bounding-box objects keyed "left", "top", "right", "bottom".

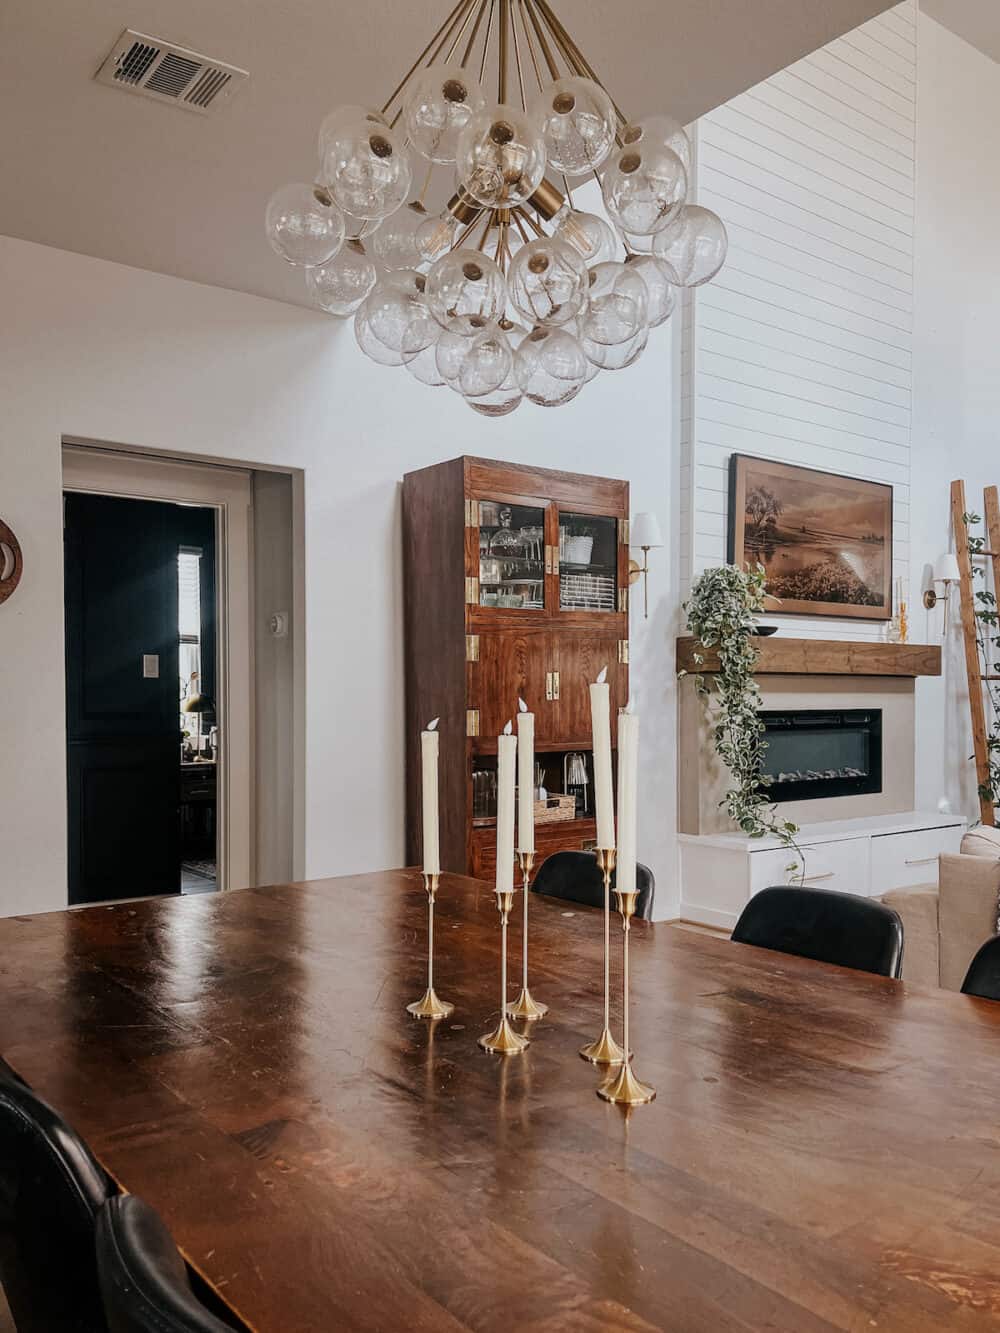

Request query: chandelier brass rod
[
  {"left": 381, "top": 0, "right": 471, "bottom": 114},
  {"left": 478, "top": 0, "right": 497, "bottom": 86},
  {"left": 450, "top": 211, "right": 485, "bottom": 250},
  {"left": 511, "top": 208, "right": 531, "bottom": 245},
  {"left": 534, "top": 0, "right": 628, "bottom": 123},
  {"left": 459, "top": 0, "right": 491, "bottom": 69},
  {"left": 474, "top": 209, "right": 496, "bottom": 251},
  {"left": 509, "top": 0, "right": 527, "bottom": 109},
  {"left": 498, "top": 0, "right": 510, "bottom": 103},
  {"left": 517, "top": 205, "right": 545, "bottom": 238},
  {"left": 521, "top": 0, "right": 560, "bottom": 81},
  {"left": 515, "top": 0, "right": 545, "bottom": 95}
]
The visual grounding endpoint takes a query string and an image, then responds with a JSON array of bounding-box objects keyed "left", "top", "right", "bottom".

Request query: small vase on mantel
[{"left": 887, "top": 577, "right": 908, "bottom": 644}]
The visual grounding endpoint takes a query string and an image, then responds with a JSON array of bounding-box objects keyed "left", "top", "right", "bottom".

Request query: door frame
[{"left": 62, "top": 444, "right": 254, "bottom": 892}]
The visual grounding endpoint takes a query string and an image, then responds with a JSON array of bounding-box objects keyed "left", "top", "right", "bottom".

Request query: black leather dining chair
[
  {"left": 731, "top": 885, "right": 904, "bottom": 979},
  {"left": 97, "top": 1195, "right": 245, "bottom": 1333},
  {"left": 0, "top": 1076, "right": 115, "bottom": 1332},
  {"left": 961, "top": 936, "right": 1000, "bottom": 1000},
  {"left": 531, "top": 850, "right": 656, "bottom": 920}
]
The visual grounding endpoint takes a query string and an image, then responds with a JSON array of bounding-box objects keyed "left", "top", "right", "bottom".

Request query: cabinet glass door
[
  {"left": 478, "top": 500, "right": 545, "bottom": 610},
  {"left": 558, "top": 512, "right": 619, "bottom": 612}
]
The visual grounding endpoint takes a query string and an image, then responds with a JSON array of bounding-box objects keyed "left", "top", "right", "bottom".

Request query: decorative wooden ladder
[{"left": 951, "top": 479, "right": 1000, "bottom": 826}]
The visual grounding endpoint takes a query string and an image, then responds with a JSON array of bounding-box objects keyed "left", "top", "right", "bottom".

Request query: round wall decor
[{"left": 0, "top": 518, "right": 23, "bottom": 605}]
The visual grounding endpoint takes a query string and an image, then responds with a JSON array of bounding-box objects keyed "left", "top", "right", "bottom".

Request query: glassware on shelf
[
  {"left": 558, "top": 512, "right": 619, "bottom": 610},
  {"left": 489, "top": 507, "right": 525, "bottom": 558}
]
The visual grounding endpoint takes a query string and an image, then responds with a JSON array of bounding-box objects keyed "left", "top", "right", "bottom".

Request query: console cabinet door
[
  {"left": 473, "top": 631, "right": 559, "bottom": 745},
  {"left": 552, "top": 634, "right": 627, "bottom": 747}
]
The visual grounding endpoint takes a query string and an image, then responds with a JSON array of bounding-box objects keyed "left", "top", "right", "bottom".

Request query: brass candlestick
[
  {"left": 579, "top": 848, "right": 627, "bottom": 1066},
  {"left": 478, "top": 888, "right": 529, "bottom": 1055},
  {"left": 406, "top": 872, "right": 454, "bottom": 1020},
  {"left": 506, "top": 851, "right": 548, "bottom": 1021},
  {"left": 598, "top": 889, "right": 656, "bottom": 1106}
]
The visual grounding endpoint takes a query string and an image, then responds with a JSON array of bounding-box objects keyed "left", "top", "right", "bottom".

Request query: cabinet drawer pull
[
  {"left": 904, "top": 855, "right": 938, "bottom": 867},
  {"left": 552, "top": 670, "right": 560, "bottom": 701},
  {"left": 545, "top": 672, "right": 553, "bottom": 702}
]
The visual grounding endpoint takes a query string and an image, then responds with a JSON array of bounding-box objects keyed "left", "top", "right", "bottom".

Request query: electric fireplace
[{"left": 758, "top": 709, "right": 882, "bottom": 803}]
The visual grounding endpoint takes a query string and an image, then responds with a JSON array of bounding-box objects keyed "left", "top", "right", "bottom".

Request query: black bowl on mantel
[{"left": 753, "top": 626, "right": 779, "bottom": 637}]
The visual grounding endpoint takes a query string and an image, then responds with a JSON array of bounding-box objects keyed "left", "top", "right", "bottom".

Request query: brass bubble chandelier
[{"left": 265, "top": 0, "right": 729, "bottom": 414}]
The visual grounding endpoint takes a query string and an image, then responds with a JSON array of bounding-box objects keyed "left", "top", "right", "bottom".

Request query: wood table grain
[{"left": 2, "top": 871, "right": 1000, "bottom": 1332}]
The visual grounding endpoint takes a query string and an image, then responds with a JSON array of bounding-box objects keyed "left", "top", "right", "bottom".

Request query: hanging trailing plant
[
  {"left": 962, "top": 512, "right": 1000, "bottom": 807},
  {"left": 681, "top": 564, "right": 800, "bottom": 853}
]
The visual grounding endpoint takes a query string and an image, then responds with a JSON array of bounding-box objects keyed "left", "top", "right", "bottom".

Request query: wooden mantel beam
[{"left": 675, "top": 636, "right": 941, "bottom": 678}]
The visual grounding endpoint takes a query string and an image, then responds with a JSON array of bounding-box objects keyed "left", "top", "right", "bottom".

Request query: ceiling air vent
[{"left": 95, "top": 30, "right": 248, "bottom": 114}]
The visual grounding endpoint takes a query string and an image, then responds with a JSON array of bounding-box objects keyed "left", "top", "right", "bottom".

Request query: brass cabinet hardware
[
  {"left": 619, "top": 517, "right": 630, "bottom": 546},
  {"left": 552, "top": 670, "right": 560, "bottom": 700},
  {"left": 466, "top": 709, "right": 480, "bottom": 737},
  {"left": 618, "top": 587, "right": 629, "bottom": 614},
  {"left": 545, "top": 544, "right": 557, "bottom": 575},
  {"left": 545, "top": 672, "right": 554, "bottom": 702},
  {"left": 465, "top": 577, "right": 479, "bottom": 605},
  {"left": 466, "top": 635, "right": 480, "bottom": 663},
  {"left": 465, "top": 497, "right": 478, "bottom": 527},
  {"left": 618, "top": 639, "right": 629, "bottom": 665}
]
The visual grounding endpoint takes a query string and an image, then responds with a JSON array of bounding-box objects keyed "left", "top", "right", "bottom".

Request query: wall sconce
[
  {"left": 922, "top": 552, "right": 960, "bottom": 633},
  {"left": 628, "top": 512, "right": 663, "bottom": 620}
]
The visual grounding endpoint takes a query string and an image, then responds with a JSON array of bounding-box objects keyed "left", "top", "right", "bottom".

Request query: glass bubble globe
[
  {"left": 625, "top": 254, "right": 676, "bottom": 326},
  {"left": 265, "top": 184, "right": 345, "bottom": 268},
  {"left": 508, "top": 237, "right": 588, "bottom": 328},
  {"left": 425, "top": 248, "right": 508, "bottom": 331},
  {"left": 530, "top": 76, "right": 617, "bottom": 177},
  {"left": 622, "top": 113, "right": 692, "bottom": 179},
  {"left": 553, "top": 208, "right": 618, "bottom": 266},
  {"left": 653, "top": 205, "right": 728, "bottom": 287},
  {"left": 458, "top": 322, "right": 513, "bottom": 397},
  {"left": 582, "top": 324, "right": 649, "bottom": 371},
  {"left": 354, "top": 305, "right": 405, "bottom": 366},
  {"left": 403, "top": 63, "right": 486, "bottom": 165},
  {"left": 581, "top": 262, "right": 648, "bottom": 345},
  {"left": 403, "top": 337, "right": 446, "bottom": 387},
  {"left": 435, "top": 318, "right": 485, "bottom": 387},
  {"left": 515, "top": 327, "right": 588, "bottom": 407},
  {"left": 601, "top": 142, "right": 687, "bottom": 236},
  {"left": 370, "top": 203, "right": 428, "bottom": 270},
  {"left": 305, "top": 244, "right": 377, "bottom": 315},
  {"left": 318, "top": 105, "right": 387, "bottom": 163},
  {"left": 323, "top": 120, "right": 412, "bottom": 221},
  {"left": 363, "top": 270, "right": 437, "bottom": 355},
  {"left": 455, "top": 104, "right": 547, "bottom": 207}
]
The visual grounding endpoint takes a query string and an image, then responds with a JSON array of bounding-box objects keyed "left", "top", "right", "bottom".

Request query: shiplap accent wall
[{"left": 680, "top": 1, "right": 915, "bottom": 640}]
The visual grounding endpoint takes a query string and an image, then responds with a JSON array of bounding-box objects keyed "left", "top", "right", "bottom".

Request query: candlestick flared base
[
  {"left": 478, "top": 1015, "right": 529, "bottom": 1055},
  {"left": 406, "top": 988, "right": 454, "bottom": 1020},
  {"left": 506, "top": 987, "right": 548, "bottom": 1021},
  {"left": 579, "top": 1026, "right": 627, "bottom": 1065},
  {"left": 597, "top": 1061, "right": 656, "bottom": 1105}
]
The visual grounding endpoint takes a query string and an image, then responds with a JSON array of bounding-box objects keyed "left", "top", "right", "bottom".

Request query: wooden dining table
[{"left": 2, "top": 870, "right": 1000, "bottom": 1332}]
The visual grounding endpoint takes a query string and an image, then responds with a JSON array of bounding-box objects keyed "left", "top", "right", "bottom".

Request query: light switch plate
[{"left": 142, "top": 654, "right": 159, "bottom": 679}]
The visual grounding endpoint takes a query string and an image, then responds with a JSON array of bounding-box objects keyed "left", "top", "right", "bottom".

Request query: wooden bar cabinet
[{"left": 403, "top": 456, "right": 630, "bottom": 880}]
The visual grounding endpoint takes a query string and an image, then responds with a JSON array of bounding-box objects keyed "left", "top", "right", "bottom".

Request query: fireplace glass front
[{"left": 758, "top": 709, "right": 882, "bottom": 803}]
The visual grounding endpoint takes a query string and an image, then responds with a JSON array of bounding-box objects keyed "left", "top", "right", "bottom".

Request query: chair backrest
[
  {"left": 532, "top": 850, "right": 655, "bottom": 920},
  {"left": 731, "top": 886, "right": 904, "bottom": 979},
  {"left": 961, "top": 935, "right": 1000, "bottom": 1000},
  {"left": 0, "top": 1076, "right": 114, "bottom": 1332},
  {"left": 97, "top": 1195, "right": 242, "bottom": 1333}
]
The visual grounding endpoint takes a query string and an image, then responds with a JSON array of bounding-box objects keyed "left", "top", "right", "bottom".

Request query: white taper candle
[
  {"left": 421, "top": 719, "right": 440, "bottom": 875},
  {"left": 616, "top": 705, "right": 639, "bottom": 893},
  {"left": 496, "top": 721, "right": 517, "bottom": 892},
  {"left": 590, "top": 667, "right": 615, "bottom": 850},
  {"left": 516, "top": 698, "right": 535, "bottom": 855}
]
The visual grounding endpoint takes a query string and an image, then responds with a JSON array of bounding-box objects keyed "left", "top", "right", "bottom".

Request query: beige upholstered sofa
[{"left": 878, "top": 827, "right": 1000, "bottom": 990}]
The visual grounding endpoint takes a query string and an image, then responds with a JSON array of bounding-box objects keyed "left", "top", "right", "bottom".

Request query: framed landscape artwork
[{"left": 727, "top": 455, "right": 893, "bottom": 620}]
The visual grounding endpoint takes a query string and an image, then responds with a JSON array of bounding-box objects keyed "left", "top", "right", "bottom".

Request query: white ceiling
[
  {"left": 0, "top": 0, "right": 896, "bottom": 308},
  {"left": 921, "top": 0, "right": 1000, "bottom": 61}
]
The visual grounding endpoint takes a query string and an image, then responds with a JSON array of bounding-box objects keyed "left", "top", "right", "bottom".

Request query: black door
[{"left": 64, "top": 493, "right": 187, "bottom": 904}]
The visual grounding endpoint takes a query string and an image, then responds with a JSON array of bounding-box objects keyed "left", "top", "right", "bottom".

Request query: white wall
[
  {"left": 0, "top": 232, "right": 680, "bottom": 919},
  {"left": 911, "top": 11, "right": 1000, "bottom": 819},
  {"left": 682, "top": 1, "right": 916, "bottom": 641}
]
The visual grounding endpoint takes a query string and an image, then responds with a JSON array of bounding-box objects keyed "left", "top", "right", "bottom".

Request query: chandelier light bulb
[
  {"left": 305, "top": 243, "right": 377, "bottom": 315},
  {"left": 553, "top": 208, "right": 618, "bottom": 266},
  {"left": 265, "top": 184, "right": 345, "bottom": 268},
  {"left": 507, "top": 237, "right": 589, "bottom": 328},
  {"left": 530, "top": 76, "right": 617, "bottom": 177},
  {"left": 625, "top": 254, "right": 676, "bottom": 327},
  {"left": 581, "top": 261, "right": 648, "bottom": 346},
  {"left": 458, "top": 322, "right": 514, "bottom": 397},
  {"left": 602, "top": 143, "right": 687, "bottom": 236},
  {"left": 318, "top": 105, "right": 388, "bottom": 163},
  {"left": 323, "top": 120, "right": 412, "bottom": 221},
  {"left": 652, "top": 205, "right": 729, "bottom": 287},
  {"left": 425, "top": 247, "right": 508, "bottom": 331},
  {"left": 403, "top": 63, "right": 487, "bottom": 165},
  {"left": 622, "top": 113, "right": 692, "bottom": 179},
  {"left": 455, "top": 104, "right": 547, "bottom": 207},
  {"left": 515, "top": 327, "right": 588, "bottom": 407}
]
